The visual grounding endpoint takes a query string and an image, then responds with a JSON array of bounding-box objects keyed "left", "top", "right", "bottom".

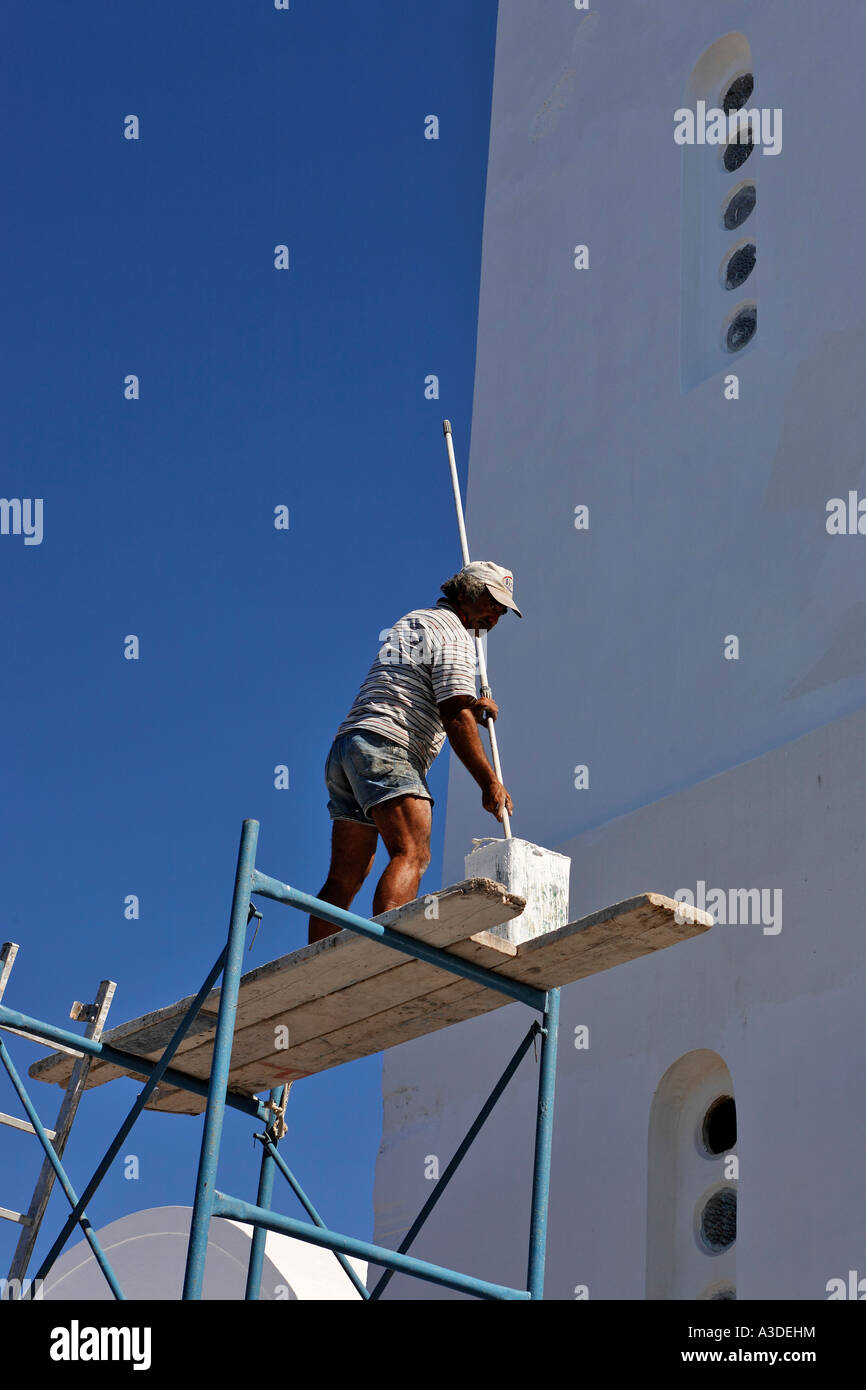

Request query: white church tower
[{"left": 372, "top": 1, "right": 866, "bottom": 1300}]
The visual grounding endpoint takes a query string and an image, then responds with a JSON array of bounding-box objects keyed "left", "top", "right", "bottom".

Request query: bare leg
[
  {"left": 369, "top": 795, "right": 432, "bottom": 915},
  {"left": 308, "top": 820, "right": 378, "bottom": 943}
]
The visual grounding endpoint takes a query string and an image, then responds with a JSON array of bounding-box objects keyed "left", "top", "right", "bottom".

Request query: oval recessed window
[
  {"left": 723, "top": 183, "right": 756, "bottom": 230},
  {"left": 724, "top": 243, "right": 756, "bottom": 290},
  {"left": 722, "top": 72, "right": 754, "bottom": 115},
  {"left": 723, "top": 135, "right": 754, "bottom": 173},
  {"left": 699, "top": 1187, "right": 737, "bottom": 1253},
  {"left": 702, "top": 1095, "right": 737, "bottom": 1155},
  {"left": 725, "top": 303, "right": 757, "bottom": 353}
]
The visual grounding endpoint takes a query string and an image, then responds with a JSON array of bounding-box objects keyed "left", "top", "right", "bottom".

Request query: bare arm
[{"left": 438, "top": 696, "right": 514, "bottom": 821}]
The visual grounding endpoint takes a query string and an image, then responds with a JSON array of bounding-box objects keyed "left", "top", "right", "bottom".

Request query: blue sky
[{"left": 1, "top": 0, "right": 498, "bottom": 1288}]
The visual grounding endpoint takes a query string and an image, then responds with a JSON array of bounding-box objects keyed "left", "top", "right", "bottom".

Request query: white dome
[{"left": 38, "top": 1205, "right": 367, "bottom": 1301}]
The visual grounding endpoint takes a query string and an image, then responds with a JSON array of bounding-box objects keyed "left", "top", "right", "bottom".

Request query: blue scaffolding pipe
[
  {"left": 527, "top": 988, "right": 560, "bottom": 1300},
  {"left": 254, "top": 1132, "right": 370, "bottom": 1300},
  {"left": 212, "top": 1192, "right": 531, "bottom": 1301},
  {"left": 0, "top": 1036, "right": 124, "bottom": 1301},
  {"left": 369, "top": 1019, "right": 541, "bottom": 1300},
  {"left": 1, "top": 818, "right": 560, "bottom": 1301},
  {"left": 32, "top": 946, "right": 231, "bottom": 1289},
  {"left": 178, "top": 822, "right": 559, "bottom": 1300},
  {"left": 244, "top": 1086, "right": 283, "bottom": 1301},
  {"left": 183, "top": 818, "right": 260, "bottom": 1300}
]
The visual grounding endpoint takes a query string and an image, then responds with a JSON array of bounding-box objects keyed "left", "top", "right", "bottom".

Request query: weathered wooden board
[
  {"left": 224, "top": 892, "right": 714, "bottom": 1093},
  {"left": 27, "top": 879, "right": 524, "bottom": 1099},
  {"left": 143, "top": 934, "right": 515, "bottom": 1083},
  {"left": 27, "top": 887, "right": 712, "bottom": 1117}
]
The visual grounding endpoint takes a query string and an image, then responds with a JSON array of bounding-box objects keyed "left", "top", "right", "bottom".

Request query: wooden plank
[
  {"left": 145, "top": 894, "right": 713, "bottom": 1113},
  {"left": 1, "top": 1026, "right": 85, "bottom": 1059},
  {"left": 493, "top": 893, "right": 713, "bottom": 987},
  {"left": 0, "top": 1206, "right": 31, "bottom": 1226},
  {"left": 230, "top": 975, "right": 489, "bottom": 1089},
  {"left": 28, "top": 880, "right": 525, "bottom": 1092},
  {"left": 221, "top": 894, "right": 715, "bottom": 1088},
  {"left": 141, "top": 933, "right": 518, "bottom": 1118},
  {"left": 0, "top": 1111, "right": 57, "bottom": 1140},
  {"left": 28, "top": 889, "right": 712, "bottom": 1118},
  {"left": 25, "top": 1012, "right": 222, "bottom": 1093},
  {"left": 62, "top": 931, "right": 518, "bottom": 1117},
  {"left": 143, "top": 1084, "right": 260, "bottom": 1118},
  {"left": 146, "top": 930, "right": 516, "bottom": 1085},
  {"left": 0, "top": 942, "right": 19, "bottom": 1003}
]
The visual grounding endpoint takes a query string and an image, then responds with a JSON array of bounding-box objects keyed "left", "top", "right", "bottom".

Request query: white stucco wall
[
  {"left": 372, "top": 1, "right": 866, "bottom": 1299},
  {"left": 374, "top": 710, "right": 866, "bottom": 1298},
  {"left": 443, "top": 0, "right": 866, "bottom": 863}
]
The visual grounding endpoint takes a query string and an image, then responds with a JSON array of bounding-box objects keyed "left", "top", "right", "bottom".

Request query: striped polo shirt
[{"left": 334, "top": 597, "right": 478, "bottom": 773}]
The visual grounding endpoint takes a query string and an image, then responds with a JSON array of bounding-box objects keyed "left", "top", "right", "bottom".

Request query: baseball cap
[{"left": 461, "top": 561, "right": 522, "bottom": 617}]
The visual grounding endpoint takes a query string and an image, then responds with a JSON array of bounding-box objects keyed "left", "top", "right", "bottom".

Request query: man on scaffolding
[{"left": 308, "top": 562, "right": 521, "bottom": 942}]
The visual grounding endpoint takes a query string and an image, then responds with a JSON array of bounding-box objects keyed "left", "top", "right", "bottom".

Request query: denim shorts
[{"left": 325, "top": 728, "right": 434, "bottom": 825}]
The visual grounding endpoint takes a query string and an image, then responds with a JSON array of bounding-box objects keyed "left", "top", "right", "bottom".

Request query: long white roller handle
[
  {"left": 442, "top": 419, "right": 512, "bottom": 838},
  {"left": 444, "top": 421, "right": 472, "bottom": 568}
]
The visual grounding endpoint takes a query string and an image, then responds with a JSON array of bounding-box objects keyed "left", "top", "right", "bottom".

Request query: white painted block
[{"left": 463, "top": 837, "right": 571, "bottom": 945}]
